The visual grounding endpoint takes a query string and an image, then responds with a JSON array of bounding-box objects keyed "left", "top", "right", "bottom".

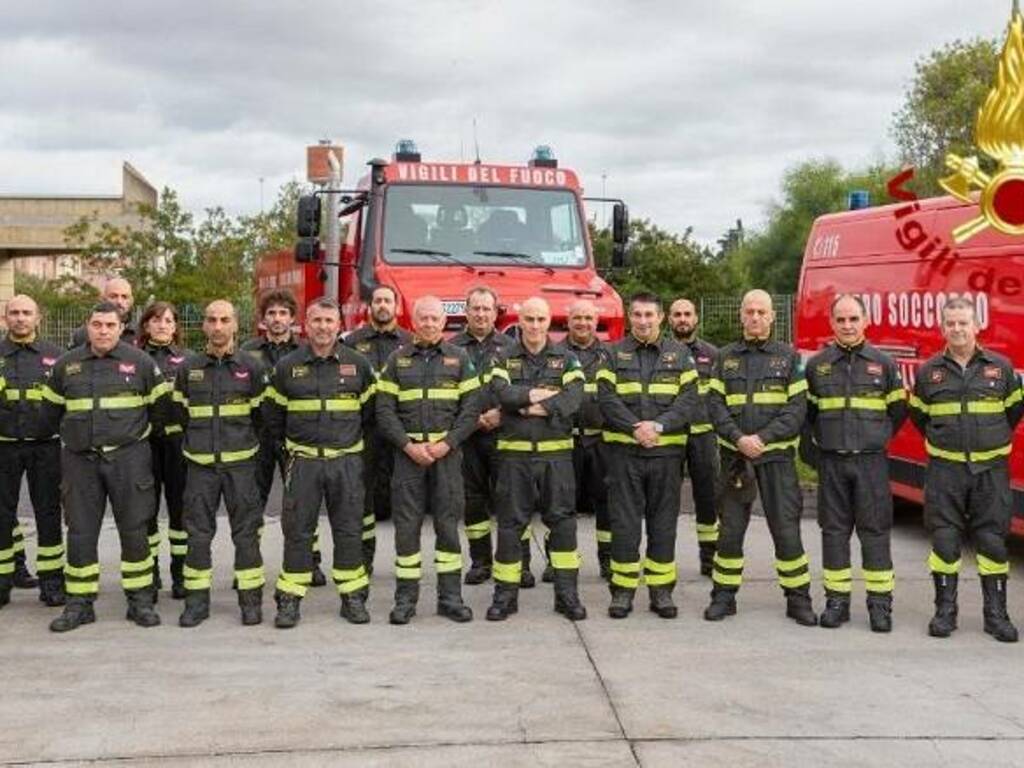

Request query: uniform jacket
[
  {"left": 490, "top": 339, "right": 584, "bottom": 456},
  {"left": 0, "top": 335, "right": 63, "bottom": 441},
  {"left": 596, "top": 334, "right": 699, "bottom": 456},
  {"left": 682, "top": 336, "right": 719, "bottom": 436},
  {"left": 376, "top": 340, "right": 482, "bottom": 449},
  {"left": 42, "top": 341, "right": 170, "bottom": 453},
  {"left": 909, "top": 346, "right": 1023, "bottom": 471},
  {"left": 140, "top": 341, "right": 190, "bottom": 438},
  {"left": 344, "top": 324, "right": 413, "bottom": 373},
  {"left": 266, "top": 342, "right": 376, "bottom": 458},
  {"left": 708, "top": 338, "right": 807, "bottom": 464},
  {"left": 561, "top": 337, "right": 609, "bottom": 439},
  {"left": 450, "top": 329, "right": 514, "bottom": 412},
  {"left": 172, "top": 348, "right": 267, "bottom": 466}
]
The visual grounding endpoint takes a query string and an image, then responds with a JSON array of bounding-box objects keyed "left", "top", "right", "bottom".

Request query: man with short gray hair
[{"left": 909, "top": 297, "right": 1023, "bottom": 642}]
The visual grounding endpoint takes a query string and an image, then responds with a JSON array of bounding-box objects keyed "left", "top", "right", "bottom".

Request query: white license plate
[{"left": 442, "top": 300, "right": 466, "bottom": 315}]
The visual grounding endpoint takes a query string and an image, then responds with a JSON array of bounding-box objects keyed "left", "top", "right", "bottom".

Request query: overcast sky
[{"left": 0, "top": 1, "right": 1013, "bottom": 244}]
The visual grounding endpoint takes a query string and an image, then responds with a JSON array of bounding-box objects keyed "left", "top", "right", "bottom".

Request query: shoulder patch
[
  {"left": 188, "top": 369, "right": 205, "bottom": 382},
  {"left": 291, "top": 365, "right": 310, "bottom": 378}
]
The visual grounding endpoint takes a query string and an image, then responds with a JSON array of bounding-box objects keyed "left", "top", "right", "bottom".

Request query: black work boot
[
  {"left": 170, "top": 554, "right": 187, "bottom": 600},
  {"left": 698, "top": 543, "right": 715, "bottom": 578},
  {"left": 341, "top": 588, "right": 371, "bottom": 624},
  {"left": 274, "top": 591, "right": 302, "bottom": 629},
  {"left": 437, "top": 572, "right": 473, "bottom": 622},
  {"left": 819, "top": 592, "right": 851, "bottom": 629},
  {"left": 520, "top": 538, "right": 536, "bottom": 589},
  {"left": 38, "top": 572, "right": 66, "bottom": 607},
  {"left": 389, "top": 580, "right": 420, "bottom": 625},
  {"left": 648, "top": 586, "right": 678, "bottom": 619},
  {"left": 238, "top": 587, "right": 263, "bottom": 626},
  {"left": 486, "top": 582, "right": 519, "bottom": 621},
  {"left": 928, "top": 573, "right": 958, "bottom": 638},
  {"left": 553, "top": 570, "right": 587, "bottom": 621},
  {"left": 981, "top": 574, "right": 1018, "bottom": 643},
  {"left": 152, "top": 555, "right": 163, "bottom": 592},
  {"left": 785, "top": 585, "right": 818, "bottom": 626},
  {"left": 607, "top": 586, "right": 634, "bottom": 619},
  {"left": 0, "top": 576, "right": 11, "bottom": 609},
  {"left": 866, "top": 593, "right": 893, "bottom": 633},
  {"left": 703, "top": 586, "right": 737, "bottom": 621},
  {"left": 126, "top": 588, "right": 161, "bottom": 627},
  {"left": 13, "top": 551, "right": 38, "bottom": 589},
  {"left": 464, "top": 537, "right": 493, "bottom": 585},
  {"left": 49, "top": 597, "right": 96, "bottom": 632},
  {"left": 179, "top": 590, "right": 211, "bottom": 628}
]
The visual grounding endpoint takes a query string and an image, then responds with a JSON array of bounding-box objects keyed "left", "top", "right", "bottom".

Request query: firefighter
[
  {"left": 376, "top": 295, "right": 481, "bottom": 625},
  {"left": 450, "top": 286, "right": 514, "bottom": 585},
  {"left": 669, "top": 297, "right": 721, "bottom": 577},
  {"left": 68, "top": 276, "right": 136, "bottom": 349},
  {"left": 241, "top": 289, "right": 325, "bottom": 585},
  {"left": 174, "top": 300, "right": 267, "bottom": 627},
  {"left": 597, "top": 291, "right": 698, "bottom": 619},
  {"left": 42, "top": 301, "right": 171, "bottom": 632},
  {"left": 909, "top": 297, "right": 1023, "bottom": 643},
  {"left": 270, "top": 298, "right": 376, "bottom": 628},
  {"left": 802, "top": 294, "right": 907, "bottom": 632},
  {"left": 705, "top": 289, "right": 816, "bottom": 626},
  {"left": 137, "top": 301, "right": 190, "bottom": 599},
  {"left": 562, "top": 299, "right": 612, "bottom": 581},
  {"left": 343, "top": 284, "right": 412, "bottom": 571},
  {"left": 486, "top": 297, "right": 586, "bottom": 621},
  {"left": 0, "top": 295, "right": 66, "bottom": 609}
]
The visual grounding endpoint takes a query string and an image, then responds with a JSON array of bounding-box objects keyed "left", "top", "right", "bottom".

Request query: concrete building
[{"left": 0, "top": 162, "right": 157, "bottom": 304}]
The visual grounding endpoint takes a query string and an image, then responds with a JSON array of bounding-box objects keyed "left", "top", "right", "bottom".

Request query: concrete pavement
[{"left": 3, "top": 488, "right": 1024, "bottom": 767}]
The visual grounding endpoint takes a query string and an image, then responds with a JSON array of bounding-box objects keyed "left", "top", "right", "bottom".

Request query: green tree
[{"left": 891, "top": 37, "right": 999, "bottom": 196}]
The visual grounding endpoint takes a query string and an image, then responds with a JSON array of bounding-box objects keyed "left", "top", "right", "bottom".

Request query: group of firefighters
[{"left": 0, "top": 276, "right": 1020, "bottom": 642}]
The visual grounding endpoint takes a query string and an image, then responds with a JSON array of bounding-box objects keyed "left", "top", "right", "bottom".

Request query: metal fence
[
  {"left": 697, "top": 294, "right": 794, "bottom": 346},
  {"left": 38, "top": 305, "right": 255, "bottom": 351}
]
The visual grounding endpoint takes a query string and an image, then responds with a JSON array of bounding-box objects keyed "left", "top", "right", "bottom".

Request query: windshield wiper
[
  {"left": 389, "top": 247, "right": 476, "bottom": 273},
  {"left": 472, "top": 250, "right": 554, "bottom": 275}
]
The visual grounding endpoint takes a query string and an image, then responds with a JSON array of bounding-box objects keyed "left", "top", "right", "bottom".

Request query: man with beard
[
  {"left": 343, "top": 285, "right": 412, "bottom": 571},
  {"left": 668, "top": 298, "right": 720, "bottom": 577},
  {"left": 68, "top": 277, "right": 137, "bottom": 350}
]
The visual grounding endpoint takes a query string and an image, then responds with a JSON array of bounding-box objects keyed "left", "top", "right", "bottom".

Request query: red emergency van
[{"left": 796, "top": 194, "right": 1024, "bottom": 534}]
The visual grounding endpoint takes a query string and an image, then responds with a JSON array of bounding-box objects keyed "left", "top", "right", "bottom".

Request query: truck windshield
[{"left": 382, "top": 185, "right": 587, "bottom": 268}]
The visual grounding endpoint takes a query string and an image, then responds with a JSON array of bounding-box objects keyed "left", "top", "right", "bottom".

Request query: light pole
[
  {"left": 601, "top": 172, "right": 607, "bottom": 229},
  {"left": 259, "top": 177, "right": 265, "bottom": 214}
]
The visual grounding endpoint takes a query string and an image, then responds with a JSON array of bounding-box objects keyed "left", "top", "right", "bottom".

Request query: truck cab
[{"left": 272, "top": 142, "right": 626, "bottom": 341}]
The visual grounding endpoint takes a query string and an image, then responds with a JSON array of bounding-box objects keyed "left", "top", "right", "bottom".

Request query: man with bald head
[
  {"left": 486, "top": 297, "right": 586, "bottom": 621},
  {"left": 669, "top": 297, "right": 721, "bottom": 577},
  {"left": 803, "top": 294, "right": 906, "bottom": 632},
  {"left": 68, "top": 276, "right": 136, "bottom": 349},
  {"left": 376, "top": 296, "right": 482, "bottom": 624},
  {"left": 172, "top": 300, "right": 269, "bottom": 627},
  {"left": 0, "top": 296, "right": 66, "bottom": 609},
  {"left": 705, "top": 289, "right": 816, "bottom": 626}
]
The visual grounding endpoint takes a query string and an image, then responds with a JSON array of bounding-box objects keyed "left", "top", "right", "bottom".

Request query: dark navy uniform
[{"left": 681, "top": 336, "right": 720, "bottom": 575}]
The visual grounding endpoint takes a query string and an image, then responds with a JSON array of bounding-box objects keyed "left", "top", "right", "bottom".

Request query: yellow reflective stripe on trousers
[
  {"left": 275, "top": 570, "right": 310, "bottom": 596},
  {"left": 183, "top": 564, "right": 213, "bottom": 590},
  {"left": 643, "top": 557, "right": 676, "bottom": 585},
  {"left": 550, "top": 550, "right": 581, "bottom": 570},
  {"left": 928, "top": 551, "right": 960, "bottom": 574},
  {"left": 602, "top": 431, "right": 687, "bottom": 447},
  {"left": 925, "top": 441, "right": 1011, "bottom": 463},
  {"left": 395, "top": 552, "right": 422, "bottom": 580},
  {"left": 333, "top": 565, "right": 369, "bottom": 594},
  {"left": 493, "top": 559, "right": 522, "bottom": 584},
  {"left": 465, "top": 520, "right": 492, "bottom": 540},
  {"left": 595, "top": 528, "right": 612, "bottom": 544},
  {"left": 184, "top": 445, "right": 260, "bottom": 465},
  {"left": 406, "top": 431, "right": 449, "bottom": 442},
  {"left": 822, "top": 567, "right": 853, "bottom": 593},
  {"left": 977, "top": 553, "right": 1009, "bottom": 576},
  {"left": 285, "top": 439, "right": 364, "bottom": 458},
  {"left": 235, "top": 566, "right": 265, "bottom": 590},
  {"left": 121, "top": 557, "right": 154, "bottom": 589},
  {"left": 435, "top": 550, "right": 463, "bottom": 573},
  {"left": 695, "top": 521, "right": 719, "bottom": 542},
  {"left": 610, "top": 559, "right": 640, "bottom": 589},
  {"left": 863, "top": 569, "right": 895, "bottom": 593},
  {"left": 496, "top": 438, "right": 574, "bottom": 452}
]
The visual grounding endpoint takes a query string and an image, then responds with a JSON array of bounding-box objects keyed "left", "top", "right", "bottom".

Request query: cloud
[{"left": 0, "top": 0, "right": 1011, "bottom": 242}]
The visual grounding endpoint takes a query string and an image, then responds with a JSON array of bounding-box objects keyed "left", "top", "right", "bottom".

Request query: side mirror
[
  {"left": 612, "top": 202, "right": 629, "bottom": 245},
  {"left": 297, "top": 195, "right": 322, "bottom": 238},
  {"left": 295, "top": 237, "right": 321, "bottom": 263}
]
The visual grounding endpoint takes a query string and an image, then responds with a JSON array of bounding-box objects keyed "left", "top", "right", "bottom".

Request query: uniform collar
[
  {"left": 302, "top": 342, "right": 343, "bottom": 362},
  {"left": 1, "top": 335, "right": 40, "bottom": 354},
  {"left": 942, "top": 344, "right": 989, "bottom": 368}
]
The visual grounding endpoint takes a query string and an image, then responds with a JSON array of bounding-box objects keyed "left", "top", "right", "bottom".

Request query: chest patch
[
  {"left": 42, "top": 357, "right": 56, "bottom": 367},
  {"left": 188, "top": 369, "right": 205, "bottom": 382},
  {"left": 396, "top": 357, "right": 413, "bottom": 369},
  {"left": 930, "top": 369, "right": 945, "bottom": 384},
  {"left": 443, "top": 356, "right": 460, "bottom": 367},
  {"left": 696, "top": 355, "right": 711, "bottom": 365},
  {"left": 548, "top": 358, "right": 565, "bottom": 370},
  {"left": 356, "top": 342, "right": 372, "bottom": 353},
  {"left": 617, "top": 351, "right": 634, "bottom": 362},
  {"left": 865, "top": 362, "right": 883, "bottom": 376},
  {"left": 723, "top": 358, "right": 740, "bottom": 372},
  {"left": 233, "top": 369, "right": 250, "bottom": 380},
  {"left": 983, "top": 365, "right": 1002, "bottom": 380},
  {"left": 339, "top": 363, "right": 357, "bottom": 377},
  {"left": 169, "top": 355, "right": 186, "bottom": 365},
  {"left": 66, "top": 362, "right": 82, "bottom": 376},
  {"left": 661, "top": 352, "right": 678, "bottom": 364},
  {"left": 507, "top": 359, "right": 523, "bottom": 369},
  {"left": 291, "top": 365, "right": 310, "bottom": 378},
  {"left": 768, "top": 356, "right": 788, "bottom": 373},
  {"left": 815, "top": 362, "right": 832, "bottom": 376},
  {"left": 118, "top": 362, "right": 136, "bottom": 375}
]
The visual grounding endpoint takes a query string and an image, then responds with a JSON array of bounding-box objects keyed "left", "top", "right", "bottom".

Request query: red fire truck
[
  {"left": 255, "top": 142, "right": 627, "bottom": 340},
  {"left": 796, "top": 194, "right": 1024, "bottom": 534}
]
